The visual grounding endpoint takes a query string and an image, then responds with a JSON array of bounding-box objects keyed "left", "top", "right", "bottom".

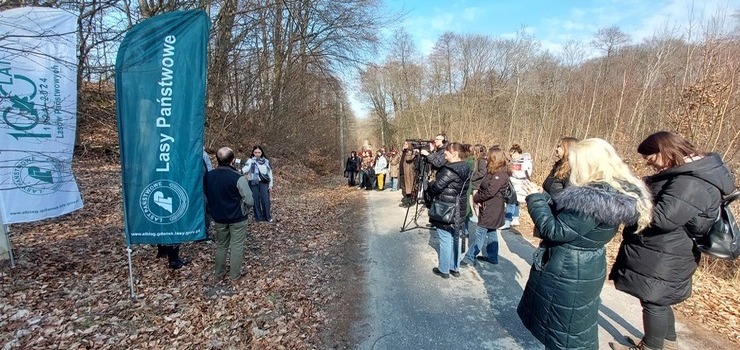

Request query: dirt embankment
[{"left": 0, "top": 152, "right": 366, "bottom": 349}]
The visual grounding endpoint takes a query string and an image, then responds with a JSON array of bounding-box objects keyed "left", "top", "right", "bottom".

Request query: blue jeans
[
  {"left": 505, "top": 203, "right": 519, "bottom": 220},
  {"left": 250, "top": 182, "right": 271, "bottom": 221},
  {"left": 391, "top": 177, "right": 398, "bottom": 191},
  {"left": 462, "top": 226, "right": 499, "bottom": 264},
  {"left": 437, "top": 227, "right": 460, "bottom": 274}
]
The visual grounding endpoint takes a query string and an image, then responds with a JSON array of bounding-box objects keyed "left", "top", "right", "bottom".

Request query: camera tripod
[{"left": 401, "top": 153, "right": 433, "bottom": 232}]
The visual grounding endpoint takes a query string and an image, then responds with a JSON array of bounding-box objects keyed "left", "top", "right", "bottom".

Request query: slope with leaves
[{"left": 0, "top": 152, "right": 366, "bottom": 349}]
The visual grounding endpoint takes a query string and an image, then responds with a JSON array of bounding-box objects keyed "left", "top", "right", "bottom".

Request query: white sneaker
[
  {"left": 499, "top": 220, "right": 511, "bottom": 230},
  {"left": 511, "top": 218, "right": 520, "bottom": 226}
]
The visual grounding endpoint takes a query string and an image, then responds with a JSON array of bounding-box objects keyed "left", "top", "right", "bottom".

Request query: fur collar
[{"left": 555, "top": 183, "right": 640, "bottom": 226}]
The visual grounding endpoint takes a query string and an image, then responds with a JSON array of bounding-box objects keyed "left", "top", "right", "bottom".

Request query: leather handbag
[
  {"left": 258, "top": 171, "right": 270, "bottom": 183},
  {"left": 429, "top": 200, "right": 456, "bottom": 224}
]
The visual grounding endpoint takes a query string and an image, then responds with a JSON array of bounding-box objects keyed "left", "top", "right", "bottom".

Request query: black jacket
[
  {"left": 345, "top": 156, "right": 360, "bottom": 173},
  {"left": 426, "top": 160, "right": 471, "bottom": 232},
  {"left": 519, "top": 183, "right": 641, "bottom": 350},
  {"left": 204, "top": 166, "right": 252, "bottom": 224},
  {"left": 471, "top": 159, "right": 488, "bottom": 191},
  {"left": 542, "top": 161, "right": 570, "bottom": 198},
  {"left": 426, "top": 142, "right": 448, "bottom": 171},
  {"left": 609, "top": 153, "right": 735, "bottom": 306}
]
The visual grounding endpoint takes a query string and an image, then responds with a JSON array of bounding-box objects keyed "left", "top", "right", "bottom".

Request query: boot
[
  {"left": 626, "top": 336, "right": 677, "bottom": 350},
  {"left": 156, "top": 245, "right": 167, "bottom": 258},
  {"left": 609, "top": 340, "right": 660, "bottom": 350},
  {"left": 166, "top": 245, "right": 189, "bottom": 270}
]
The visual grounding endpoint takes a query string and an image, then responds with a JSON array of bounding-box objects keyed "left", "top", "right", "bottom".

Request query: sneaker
[
  {"left": 268, "top": 218, "right": 274, "bottom": 223},
  {"left": 476, "top": 256, "right": 498, "bottom": 264},
  {"left": 460, "top": 260, "right": 471, "bottom": 267},
  {"left": 432, "top": 267, "right": 450, "bottom": 279},
  {"left": 449, "top": 270, "right": 461, "bottom": 277}
]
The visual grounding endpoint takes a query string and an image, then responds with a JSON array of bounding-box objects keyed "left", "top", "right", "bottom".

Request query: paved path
[{"left": 355, "top": 190, "right": 732, "bottom": 350}]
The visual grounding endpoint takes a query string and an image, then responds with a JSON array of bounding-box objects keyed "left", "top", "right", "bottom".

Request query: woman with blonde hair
[
  {"left": 517, "top": 138, "right": 652, "bottom": 350},
  {"left": 542, "top": 137, "right": 579, "bottom": 198}
]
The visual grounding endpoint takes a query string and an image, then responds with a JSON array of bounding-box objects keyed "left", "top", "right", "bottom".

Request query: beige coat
[
  {"left": 389, "top": 153, "right": 401, "bottom": 178},
  {"left": 402, "top": 150, "right": 416, "bottom": 195}
]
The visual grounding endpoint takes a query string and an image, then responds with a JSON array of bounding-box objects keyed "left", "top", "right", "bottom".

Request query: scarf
[{"left": 249, "top": 157, "right": 271, "bottom": 181}]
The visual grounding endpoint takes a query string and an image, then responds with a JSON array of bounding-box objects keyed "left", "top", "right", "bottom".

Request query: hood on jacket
[
  {"left": 444, "top": 160, "right": 472, "bottom": 181},
  {"left": 556, "top": 183, "right": 640, "bottom": 227},
  {"left": 652, "top": 153, "right": 735, "bottom": 196}
]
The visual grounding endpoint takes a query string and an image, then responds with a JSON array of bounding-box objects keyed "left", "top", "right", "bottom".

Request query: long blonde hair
[{"left": 568, "top": 138, "right": 653, "bottom": 231}]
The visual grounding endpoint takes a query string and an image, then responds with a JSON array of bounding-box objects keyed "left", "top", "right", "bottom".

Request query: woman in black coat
[
  {"left": 345, "top": 151, "right": 360, "bottom": 186},
  {"left": 542, "top": 137, "right": 579, "bottom": 198},
  {"left": 425, "top": 142, "right": 471, "bottom": 279},
  {"left": 608, "top": 132, "right": 735, "bottom": 350},
  {"left": 517, "top": 138, "right": 653, "bottom": 350}
]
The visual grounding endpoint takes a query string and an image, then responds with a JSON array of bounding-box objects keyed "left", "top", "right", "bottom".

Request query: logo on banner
[
  {"left": 0, "top": 61, "right": 64, "bottom": 140},
  {"left": 12, "top": 155, "right": 64, "bottom": 195},
  {"left": 139, "top": 180, "right": 188, "bottom": 224}
]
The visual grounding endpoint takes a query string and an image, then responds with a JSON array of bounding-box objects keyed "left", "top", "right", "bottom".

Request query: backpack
[
  {"left": 694, "top": 190, "right": 740, "bottom": 260},
  {"left": 503, "top": 180, "right": 518, "bottom": 204}
]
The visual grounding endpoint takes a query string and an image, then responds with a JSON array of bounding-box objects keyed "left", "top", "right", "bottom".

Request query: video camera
[{"left": 405, "top": 139, "right": 432, "bottom": 150}]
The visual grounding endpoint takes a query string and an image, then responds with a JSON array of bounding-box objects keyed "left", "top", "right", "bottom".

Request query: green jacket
[{"left": 517, "top": 183, "right": 640, "bottom": 350}]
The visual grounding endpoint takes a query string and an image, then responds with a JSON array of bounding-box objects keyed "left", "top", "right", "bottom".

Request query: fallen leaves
[{"left": 0, "top": 153, "right": 365, "bottom": 349}]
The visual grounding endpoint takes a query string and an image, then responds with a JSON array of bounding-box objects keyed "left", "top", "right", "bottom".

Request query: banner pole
[
  {"left": 127, "top": 246, "right": 135, "bottom": 301},
  {"left": 1, "top": 224, "right": 14, "bottom": 268}
]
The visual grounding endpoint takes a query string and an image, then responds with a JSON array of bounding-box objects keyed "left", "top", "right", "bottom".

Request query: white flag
[{"left": 0, "top": 7, "right": 82, "bottom": 224}]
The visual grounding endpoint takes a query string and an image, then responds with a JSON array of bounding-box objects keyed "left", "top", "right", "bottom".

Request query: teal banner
[{"left": 115, "top": 11, "right": 208, "bottom": 245}]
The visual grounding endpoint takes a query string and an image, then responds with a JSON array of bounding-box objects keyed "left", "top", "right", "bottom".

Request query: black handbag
[
  {"left": 429, "top": 200, "right": 456, "bottom": 224},
  {"left": 258, "top": 171, "right": 270, "bottom": 183}
]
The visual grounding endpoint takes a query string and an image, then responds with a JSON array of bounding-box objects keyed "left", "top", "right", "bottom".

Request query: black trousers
[
  {"left": 347, "top": 171, "right": 357, "bottom": 186},
  {"left": 641, "top": 300, "right": 677, "bottom": 349}
]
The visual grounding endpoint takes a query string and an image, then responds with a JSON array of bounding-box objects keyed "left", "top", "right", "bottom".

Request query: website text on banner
[
  {"left": 115, "top": 10, "right": 209, "bottom": 245},
  {"left": 0, "top": 7, "right": 82, "bottom": 224}
]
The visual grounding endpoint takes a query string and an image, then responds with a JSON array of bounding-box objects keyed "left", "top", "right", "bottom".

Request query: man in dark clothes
[
  {"left": 421, "top": 133, "right": 449, "bottom": 172},
  {"left": 204, "top": 147, "right": 253, "bottom": 282}
]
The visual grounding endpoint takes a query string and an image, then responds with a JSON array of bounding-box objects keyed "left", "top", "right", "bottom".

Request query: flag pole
[
  {"left": 1, "top": 224, "right": 15, "bottom": 268},
  {"left": 126, "top": 245, "right": 135, "bottom": 301}
]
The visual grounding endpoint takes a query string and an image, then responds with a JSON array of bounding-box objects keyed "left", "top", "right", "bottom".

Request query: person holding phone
[
  {"left": 505, "top": 144, "right": 533, "bottom": 227},
  {"left": 517, "top": 138, "right": 652, "bottom": 350}
]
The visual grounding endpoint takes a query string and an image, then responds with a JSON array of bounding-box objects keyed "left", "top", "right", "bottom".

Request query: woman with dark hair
[
  {"left": 461, "top": 147, "right": 509, "bottom": 266},
  {"left": 242, "top": 146, "right": 274, "bottom": 223},
  {"left": 345, "top": 151, "right": 360, "bottom": 187},
  {"left": 400, "top": 142, "right": 418, "bottom": 207},
  {"left": 389, "top": 148, "right": 401, "bottom": 191},
  {"left": 425, "top": 142, "right": 471, "bottom": 278},
  {"left": 609, "top": 131, "right": 735, "bottom": 350},
  {"left": 542, "top": 137, "right": 579, "bottom": 198}
]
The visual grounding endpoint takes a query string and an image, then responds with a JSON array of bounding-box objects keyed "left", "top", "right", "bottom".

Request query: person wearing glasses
[{"left": 421, "top": 133, "right": 449, "bottom": 172}]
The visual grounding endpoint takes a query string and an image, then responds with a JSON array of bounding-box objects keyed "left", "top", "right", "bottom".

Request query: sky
[
  {"left": 349, "top": 0, "right": 736, "bottom": 118},
  {"left": 385, "top": 0, "right": 734, "bottom": 55}
]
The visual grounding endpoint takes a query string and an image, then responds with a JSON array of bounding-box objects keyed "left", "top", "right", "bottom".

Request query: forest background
[{"left": 1, "top": 0, "right": 739, "bottom": 345}]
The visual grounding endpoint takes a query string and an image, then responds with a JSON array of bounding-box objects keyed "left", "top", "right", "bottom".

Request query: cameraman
[{"left": 420, "top": 133, "right": 448, "bottom": 171}]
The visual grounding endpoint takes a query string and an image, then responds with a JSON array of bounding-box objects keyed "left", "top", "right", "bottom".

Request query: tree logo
[
  {"left": 139, "top": 180, "right": 188, "bottom": 224},
  {"left": 12, "top": 155, "right": 64, "bottom": 195}
]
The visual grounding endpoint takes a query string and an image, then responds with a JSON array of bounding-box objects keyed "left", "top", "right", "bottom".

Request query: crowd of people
[{"left": 347, "top": 132, "right": 735, "bottom": 350}]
